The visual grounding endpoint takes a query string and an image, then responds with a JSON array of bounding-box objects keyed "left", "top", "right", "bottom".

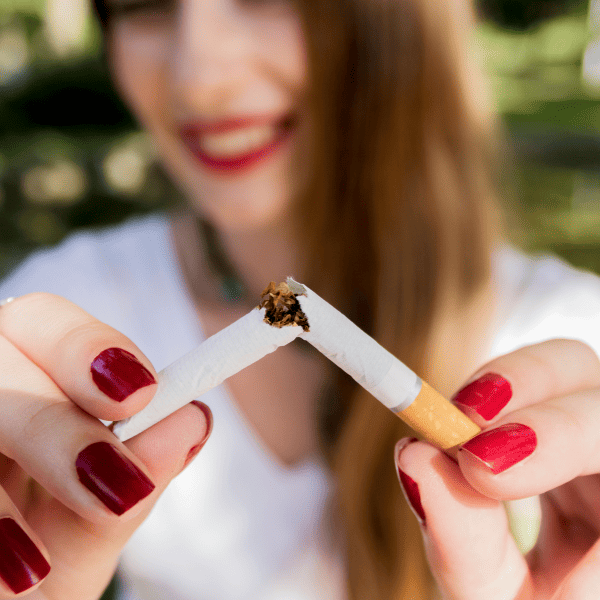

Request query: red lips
[{"left": 179, "top": 113, "right": 296, "bottom": 174}]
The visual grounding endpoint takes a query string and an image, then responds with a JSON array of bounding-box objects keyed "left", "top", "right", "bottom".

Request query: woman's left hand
[{"left": 395, "top": 339, "right": 600, "bottom": 600}]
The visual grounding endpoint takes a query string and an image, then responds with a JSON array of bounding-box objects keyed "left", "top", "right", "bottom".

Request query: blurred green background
[{"left": 1, "top": 0, "right": 600, "bottom": 278}]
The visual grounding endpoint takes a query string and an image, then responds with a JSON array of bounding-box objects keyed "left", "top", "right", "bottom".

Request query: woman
[{"left": 1, "top": 0, "right": 600, "bottom": 598}]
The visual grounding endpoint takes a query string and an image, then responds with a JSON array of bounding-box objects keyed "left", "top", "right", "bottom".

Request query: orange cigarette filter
[
  {"left": 290, "top": 279, "right": 481, "bottom": 450},
  {"left": 114, "top": 278, "right": 481, "bottom": 449}
]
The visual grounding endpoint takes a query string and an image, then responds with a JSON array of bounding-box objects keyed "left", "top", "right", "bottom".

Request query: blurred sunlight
[{"left": 0, "top": 0, "right": 599, "bottom": 279}]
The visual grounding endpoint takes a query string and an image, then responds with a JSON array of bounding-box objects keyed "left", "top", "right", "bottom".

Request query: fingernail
[
  {"left": 76, "top": 442, "right": 155, "bottom": 515},
  {"left": 460, "top": 423, "right": 537, "bottom": 474},
  {"left": 394, "top": 437, "right": 418, "bottom": 460},
  {"left": 184, "top": 402, "right": 214, "bottom": 467},
  {"left": 0, "top": 518, "right": 50, "bottom": 593},
  {"left": 397, "top": 468, "right": 426, "bottom": 526},
  {"left": 452, "top": 373, "right": 512, "bottom": 421},
  {"left": 91, "top": 348, "right": 156, "bottom": 402},
  {"left": 395, "top": 438, "right": 425, "bottom": 526}
]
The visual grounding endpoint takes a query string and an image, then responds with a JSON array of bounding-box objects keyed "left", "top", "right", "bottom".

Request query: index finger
[
  {"left": 451, "top": 339, "right": 600, "bottom": 426},
  {"left": 0, "top": 293, "right": 157, "bottom": 421}
]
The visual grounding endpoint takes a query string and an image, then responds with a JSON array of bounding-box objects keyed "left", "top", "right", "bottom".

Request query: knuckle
[
  {"left": 48, "top": 321, "right": 132, "bottom": 378},
  {"left": 15, "top": 291, "right": 60, "bottom": 306},
  {"left": 57, "top": 320, "right": 120, "bottom": 355},
  {"left": 476, "top": 339, "right": 600, "bottom": 399},
  {"left": 8, "top": 402, "right": 121, "bottom": 524},
  {"left": 17, "top": 400, "right": 88, "bottom": 456},
  {"left": 23, "top": 400, "right": 77, "bottom": 440},
  {"left": 6, "top": 292, "right": 65, "bottom": 316},
  {"left": 535, "top": 338, "right": 598, "bottom": 366},
  {"left": 557, "top": 337, "right": 592, "bottom": 353},
  {"left": 517, "top": 347, "right": 560, "bottom": 393},
  {"left": 572, "top": 339, "right": 600, "bottom": 371}
]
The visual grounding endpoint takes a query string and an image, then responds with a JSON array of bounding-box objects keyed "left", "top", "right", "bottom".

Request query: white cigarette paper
[
  {"left": 113, "top": 278, "right": 480, "bottom": 448},
  {"left": 112, "top": 308, "right": 303, "bottom": 441},
  {"left": 290, "top": 280, "right": 421, "bottom": 412}
]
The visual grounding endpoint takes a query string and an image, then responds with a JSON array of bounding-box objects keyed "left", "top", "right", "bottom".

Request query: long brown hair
[{"left": 296, "top": 0, "right": 499, "bottom": 598}]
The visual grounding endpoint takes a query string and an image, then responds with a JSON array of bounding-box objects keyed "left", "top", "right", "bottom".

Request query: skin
[
  {"left": 107, "top": 0, "right": 325, "bottom": 466},
  {"left": 395, "top": 339, "right": 600, "bottom": 599},
  {"left": 107, "top": 0, "right": 313, "bottom": 287},
  {"left": 1, "top": 1, "right": 600, "bottom": 598}
]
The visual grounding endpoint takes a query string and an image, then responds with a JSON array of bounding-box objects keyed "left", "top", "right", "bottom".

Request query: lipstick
[{"left": 179, "top": 114, "right": 296, "bottom": 174}]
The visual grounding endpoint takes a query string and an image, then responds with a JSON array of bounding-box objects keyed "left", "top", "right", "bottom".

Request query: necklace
[{"left": 197, "top": 217, "right": 250, "bottom": 303}]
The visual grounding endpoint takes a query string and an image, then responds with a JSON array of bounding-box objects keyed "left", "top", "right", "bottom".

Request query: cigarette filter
[
  {"left": 289, "top": 279, "right": 481, "bottom": 449},
  {"left": 113, "top": 279, "right": 480, "bottom": 449}
]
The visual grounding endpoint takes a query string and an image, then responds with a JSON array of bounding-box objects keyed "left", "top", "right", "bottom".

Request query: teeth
[{"left": 200, "top": 125, "right": 277, "bottom": 158}]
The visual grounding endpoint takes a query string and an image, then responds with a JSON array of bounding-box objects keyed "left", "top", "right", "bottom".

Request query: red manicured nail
[
  {"left": 460, "top": 423, "right": 537, "bottom": 474},
  {"left": 398, "top": 468, "right": 426, "bottom": 526},
  {"left": 184, "top": 444, "right": 202, "bottom": 467},
  {"left": 0, "top": 518, "right": 50, "bottom": 593},
  {"left": 184, "top": 402, "right": 214, "bottom": 467},
  {"left": 76, "top": 442, "right": 155, "bottom": 515},
  {"left": 395, "top": 438, "right": 425, "bottom": 526},
  {"left": 191, "top": 401, "right": 214, "bottom": 445},
  {"left": 91, "top": 348, "right": 156, "bottom": 402},
  {"left": 452, "top": 373, "right": 512, "bottom": 421}
]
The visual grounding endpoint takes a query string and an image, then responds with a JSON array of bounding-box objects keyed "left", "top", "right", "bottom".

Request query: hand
[
  {"left": 394, "top": 339, "right": 600, "bottom": 600},
  {"left": 0, "top": 293, "right": 212, "bottom": 599}
]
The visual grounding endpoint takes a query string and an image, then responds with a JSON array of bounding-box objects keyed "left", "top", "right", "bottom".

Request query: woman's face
[{"left": 105, "top": 0, "right": 310, "bottom": 231}]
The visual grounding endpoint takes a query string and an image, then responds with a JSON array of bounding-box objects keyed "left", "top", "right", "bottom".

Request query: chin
[{"left": 191, "top": 193, "right": 295, "bottom": 233}]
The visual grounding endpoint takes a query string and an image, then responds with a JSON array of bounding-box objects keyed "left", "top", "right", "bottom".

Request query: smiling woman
[
  {"left": 179, "top": 114, "right": 298, "bottom": 173},
  {"left": 0, "top": 0, "right": 599, "bottom": 599},
  {"left": 89, "top": 0, "right": 497, "bottom": 598},
  {"left": 98, "top": 0, "right": 311, "bottom": 231}
]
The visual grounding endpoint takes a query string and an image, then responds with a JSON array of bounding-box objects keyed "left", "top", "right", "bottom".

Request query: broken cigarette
[{"left": 112, "top": 279, "right": 481, "bottom": 449}]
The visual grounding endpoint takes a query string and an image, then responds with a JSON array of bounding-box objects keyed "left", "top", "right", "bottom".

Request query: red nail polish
[
  {"left": 460, "top": 423, "right": 537, "bottom": 474},
  {"left": 184, "top": 444, "right": 202, "bottom": 467},
  {"left": 184, "top": 402, "right": 214, "bottom": 467},
  {"left": 0, "top": 518, "right": 50, "bottom": 593},
  {"left": 91, "top": 348, "right": 156, "bottom": 402},
  {"left": 76, "top": 442, "right": 155, "bottom": 515},
  {"left": 191, "top": 401, "right": 214, "bottom": 445},
  {"left": 397, "top": 468, "right": 426, "bottom": 526},
  {"left": 452, "top": 373, "right": 512, "bottom": 421}
]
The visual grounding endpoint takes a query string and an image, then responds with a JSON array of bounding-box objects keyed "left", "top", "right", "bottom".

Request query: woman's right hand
[{"left": 0, "top": 293, "right": 212, "bottom": 599}]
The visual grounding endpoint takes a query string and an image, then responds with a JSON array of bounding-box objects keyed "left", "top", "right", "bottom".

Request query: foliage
[
  {"left": 0, "top": 0, "right": 599, "bottom": 276},
  {"left": 478, "top": 0, "right": 587, "bottom": 30}
]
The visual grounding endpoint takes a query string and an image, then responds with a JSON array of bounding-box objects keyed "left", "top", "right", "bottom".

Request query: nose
[{"left": 170, "top": 0, "right": 252, "bottom": 115}]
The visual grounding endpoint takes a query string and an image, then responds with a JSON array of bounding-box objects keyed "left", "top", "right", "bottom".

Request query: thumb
[
  {"left": 36, "top": 401, "right": 212, "bottom": 600},
  {"left": 110, "top": 399, "right": 213, "bottom": 542},
  {"left": 395, "top": 438, "right": 531, "bottom": 600}
]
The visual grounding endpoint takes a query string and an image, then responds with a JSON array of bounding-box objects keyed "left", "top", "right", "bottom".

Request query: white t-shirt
[{"left": 1, "top": 214, "right": 599, "bottom": 600}]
